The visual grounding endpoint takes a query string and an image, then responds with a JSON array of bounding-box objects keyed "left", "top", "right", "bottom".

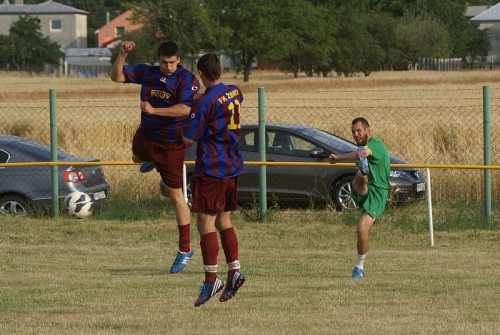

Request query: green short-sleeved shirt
[{"left": 352, "top": 137, "right": 390, "bottom": 218}]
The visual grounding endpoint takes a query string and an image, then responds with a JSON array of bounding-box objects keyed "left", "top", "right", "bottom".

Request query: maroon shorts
[
  {"left": 190, "top": 171, "right": 239, "bottom": 213},
  {"left": 132, "top": 129, "right": 185, "bottom": 189}
]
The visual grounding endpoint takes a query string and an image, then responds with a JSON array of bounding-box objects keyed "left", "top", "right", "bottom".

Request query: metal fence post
[
  {"left": 483, "top": 86, "right": 491, "bottom": 222},
  {"left": 50, "top": 89, "right": 59, "bottom": 218},
  {"left": 258, "top": 87, "right": 267, "bottom": 223},
  {"left": 426, "top": 168, "right": 434, "bottom": 246}
]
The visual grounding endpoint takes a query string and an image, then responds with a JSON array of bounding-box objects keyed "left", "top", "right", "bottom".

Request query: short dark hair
[
  {"left": 157, "top": 41, "right": 180, "bottom": 59},
  {"left": 197, "top": 53, "right": 221, "bottom": 81},
  {"left": 352, "top": 117, "right": 369, "bottom": 128}
]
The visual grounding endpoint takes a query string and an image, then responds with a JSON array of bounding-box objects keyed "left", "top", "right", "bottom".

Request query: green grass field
[{"left": 1, "top": 199, "right": 500, "bottom": 335}]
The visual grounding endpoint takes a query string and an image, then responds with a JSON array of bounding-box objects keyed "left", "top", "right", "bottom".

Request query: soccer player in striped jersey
[
  {"left": 183, "top": 53, "right": 246, "bottom": 307},
  {"left": 110, "top": 41, "right": 200, "bottom": 274}
]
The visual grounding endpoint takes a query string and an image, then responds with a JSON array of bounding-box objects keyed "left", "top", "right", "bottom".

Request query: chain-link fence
[{"left": 1, "top": 86, "right": 500, "bottom": 213}]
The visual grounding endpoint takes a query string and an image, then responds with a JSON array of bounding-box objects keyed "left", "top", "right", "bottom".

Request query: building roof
[
  {"left": 471, "top": 2, "right": 500, "bottom": 22},
  {"left": 64, "top": 48, "right": 111, "bottom": 67},
  {"left": 465, "top": 6, "right": 490, "bottom": 19},
  {"left": 0, "top": 0, "right": 88, "bottom": 15},
  {"left": 64, "top": 48, "right": 111, "bottom": 58}
]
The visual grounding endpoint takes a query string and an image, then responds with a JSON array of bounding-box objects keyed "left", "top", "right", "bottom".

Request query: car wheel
[
  {"left": 331, "top": 176, "right": 359, "bottom": 211},
  {"left": 0, "top": 195, "right": 30, "bottom": 217}
]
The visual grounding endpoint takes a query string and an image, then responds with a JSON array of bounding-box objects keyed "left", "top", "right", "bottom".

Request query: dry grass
[
  {"left": 1, "top": 69, "right": 500, "bottom": 201},
  {"left": 2, "top": 69, "right": 500, "bottom": 101}
]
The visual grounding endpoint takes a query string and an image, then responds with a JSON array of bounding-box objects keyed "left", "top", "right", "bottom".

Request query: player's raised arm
[{"left": 110, "top": 41, "right": 135, "bottom": 83}]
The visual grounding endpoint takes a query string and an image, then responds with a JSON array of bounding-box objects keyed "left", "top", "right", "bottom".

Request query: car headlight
[{"left": 390, "top": 170, "right": 402, "bottom": 178}]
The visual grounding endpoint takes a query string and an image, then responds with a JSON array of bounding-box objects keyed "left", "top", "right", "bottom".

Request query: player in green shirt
[{"left": 329, "top": 117, "right": 390, "bottom": 279}]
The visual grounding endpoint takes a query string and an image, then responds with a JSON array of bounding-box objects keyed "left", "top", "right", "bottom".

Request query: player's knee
[
  {"left": 352, "top": 183, "right": 367, "bottom": 196},
  {"left": 131, "top": 154, "right": 142, "bottom": 163},
  {"left": 165, "top": 187, "right": 184, "bottom": 203}
]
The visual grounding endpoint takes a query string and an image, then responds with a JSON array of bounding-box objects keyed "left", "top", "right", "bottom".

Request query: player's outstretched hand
[
  {"left": 120, "top": 41, "right": 136, "bottom": 54},
  {"left": 329, "top": 153, "right": 339, "bottom": 164}
]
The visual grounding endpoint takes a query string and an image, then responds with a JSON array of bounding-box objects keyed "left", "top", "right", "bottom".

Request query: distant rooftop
[
  {"left": 466, "top": 6, "right": 490, "bottom": 19},
  {"left": 471, "top": 2, "right": 500, "bottom": 22},
  {"left": 65, "top": 48, "right": 112, "bottom": 58},
  {"left": 0, "top": 0, "right": 88, "bottom": 15}
]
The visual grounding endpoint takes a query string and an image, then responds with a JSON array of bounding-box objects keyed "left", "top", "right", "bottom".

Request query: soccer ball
[{"left": 64, "top": 191, "right": 93, "bottom": 219}]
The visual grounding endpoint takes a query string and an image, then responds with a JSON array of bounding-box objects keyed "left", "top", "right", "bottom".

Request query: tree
[
  {"left": 369, "top": 0, "right": 488, "bottom": 60},
  {"left": 130, "top": 0, "right": 228, "bottom": 66},
  {"left": 210, "top": 0, "right": 289, "bottom": 82},
  {"left": 16, "top": 0, "right": 492, "bottom": 77},
  {"left": 328, "top": 0, "right": 375, "bottom": 77},
  {"left": 463, "top": 22, "right": 491, "bottom": 68},
  {"left": 368, "top": 0, "right": 414, "bottom": 22},
  {"left": 109, "top": 27, "right": 159, "bottom": 66},
  {"left": 365, "top": 12, "right": 402, "bottom": 71},
  {"left": 395, "top": 16, "right": 452, "bottom": 67},
  {"left": 0, "top": 15, "right": 63, "bottom": 71},
  {"left": 271, "top": 0, "right": 337, "bottom": 78},
  {"left": 0, "top": 35, "right": 10, "bottom": 68}
]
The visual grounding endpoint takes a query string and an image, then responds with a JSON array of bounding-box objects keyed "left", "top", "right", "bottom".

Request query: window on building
[
  {"left": 50, "top": 19, "right": 62, "bottom": 31},
  {"left": 115, "top": 26, "right": 125, "bottom": 37}
]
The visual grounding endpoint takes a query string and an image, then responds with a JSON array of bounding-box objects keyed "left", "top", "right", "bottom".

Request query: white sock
[{"left": 355, "top": 254, "right": 366, "bottom": 270}]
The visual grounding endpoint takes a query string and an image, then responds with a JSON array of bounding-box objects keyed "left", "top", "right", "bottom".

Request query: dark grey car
[
  {"left": 180, "top": 123, "right": 426, "bottom": 210},
  {"left": 0, "top": 135, "right": 110, "bottom": 216}
]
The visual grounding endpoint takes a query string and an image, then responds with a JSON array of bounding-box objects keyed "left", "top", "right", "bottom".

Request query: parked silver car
[
  {"left": 0, "top": 135, "right": 110, "bottom": 216},
  {"left": 168, "top": 123, "right": 426, "bottom": 210}
]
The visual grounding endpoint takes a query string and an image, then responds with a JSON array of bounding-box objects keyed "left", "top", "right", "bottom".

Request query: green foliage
[
  {"left": 211, "top": 0, "right": 288, "bottom": 82},
  {"left": 0, "top": 35, "right": 10, "bottom": 67},
  {"left": 5, "top": 0, "right": 493, "bottom": 79},
  {"left": 0, "top": 15, "right": 63, "bottom": 71},
  {"left": 330, "top": 0, "right": 373, "bottom": 77},
  {"left": 366, "top": 12, "right": 402, "bottom": 71},
  {"left": 109, "top": 27, "right": 159, "bottom": 65},
  {"left": 395, "top": 16, "right": 452, "bottom": 65},
  {"left": 129, "top": 0, "right": 229, "bottom": 66},
  {"left": 462, "top": 21, "right": 491, "bottom": 68},
  {"left": 273, "top": 0, "right": 338, "bottom": 78}
]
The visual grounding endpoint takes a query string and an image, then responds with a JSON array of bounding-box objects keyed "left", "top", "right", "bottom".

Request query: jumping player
[
  {"left": 183, "top": 53, "right": 246, "bottom": 307},
  {"left": 329, "top": 117, "right": 390, "bottom": 279},
  {"left": 110, "top": 40, "right": 200, "bottom": 274}
]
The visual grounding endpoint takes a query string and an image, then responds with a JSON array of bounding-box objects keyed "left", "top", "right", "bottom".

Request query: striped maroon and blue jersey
[
  {"left": 183, "top": 83, "right": 246, "bottom": 178},
  {"left": 122, "top": 64, "right": 200, "bottom": 142}
]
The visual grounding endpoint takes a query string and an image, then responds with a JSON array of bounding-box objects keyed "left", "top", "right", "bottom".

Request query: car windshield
[{"left": 300, "top": 127, "right": 357, "bottom": 153}]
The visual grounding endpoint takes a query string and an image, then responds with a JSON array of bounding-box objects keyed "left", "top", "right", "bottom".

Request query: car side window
[
  {"left": 289, "top": 135, "right": 317, "bottom": 157},
  {"left": 239, "top": 131, "right": 257, "bottom": 152},
  {"left": 0, "top": 149, "right": 9, "bottom": 164},
  {"left": 269, "top": 131, "right": 294, "bottom": 155},
  {"left": 240, "top": 130, "right": 272, "bottom": 153}
]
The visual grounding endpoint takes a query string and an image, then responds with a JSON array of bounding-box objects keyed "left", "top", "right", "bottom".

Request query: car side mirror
[{"left": 310, "top": 147, "right": 326, "bottom": 158}]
